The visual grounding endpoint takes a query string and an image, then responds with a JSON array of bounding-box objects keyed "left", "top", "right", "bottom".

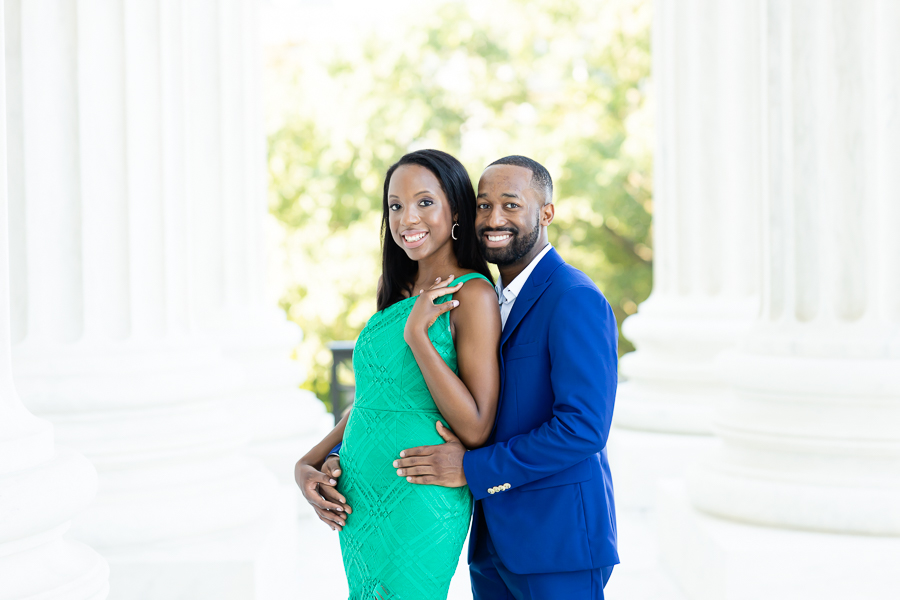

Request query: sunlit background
[
  {"left": 258, "top": 2, "right": 652, "bottom": 595},
  {"left": 4, "top": 0, "right": 897, "bottom": 598},
  {"left": 262, "top": 0, "right": 652, "bottom": 407}
]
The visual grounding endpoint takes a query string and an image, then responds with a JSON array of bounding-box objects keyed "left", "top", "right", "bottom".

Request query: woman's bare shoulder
[{"left": 452, "top": 276, "right": 500, "bottom": 328}]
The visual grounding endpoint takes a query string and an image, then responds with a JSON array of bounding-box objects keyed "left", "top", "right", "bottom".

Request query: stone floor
[{"left": 291, "top": 504, "right": 685, "bottom": 600}]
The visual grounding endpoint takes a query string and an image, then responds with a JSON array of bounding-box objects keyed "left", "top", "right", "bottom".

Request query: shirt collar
[{"left": 495, "top": 243, "right": 553, "bottom": 304}]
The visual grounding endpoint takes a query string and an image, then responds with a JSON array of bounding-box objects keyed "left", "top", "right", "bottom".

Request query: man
[{"left": 307, "top": 156, "right": 619, "bottom": 599}]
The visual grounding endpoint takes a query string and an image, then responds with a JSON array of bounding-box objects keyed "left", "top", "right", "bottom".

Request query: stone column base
[
  {"left": 657, "top": 480, "right": 900, "bottom": 600},
  {"left": 105, "top": 487, "right": 303, "bottom": 600},
  {"left": 608, "top": 426, "right": 715, "bottom": 510},
  {"left": 0, "top": 446, "right": 109, "bottom": 600}
]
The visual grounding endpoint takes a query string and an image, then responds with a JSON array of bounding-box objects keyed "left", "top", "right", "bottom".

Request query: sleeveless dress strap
[
  {"left": 435, "top": 272, "right": 496, "bottom": 304},
  {"left": 450, "top": 272, "right": 494, "bottom": 287}
]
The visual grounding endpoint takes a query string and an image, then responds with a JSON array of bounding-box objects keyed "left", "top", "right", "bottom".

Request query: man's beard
[{"left": 477, "top": 218, "right": 541, "bottom": 266}]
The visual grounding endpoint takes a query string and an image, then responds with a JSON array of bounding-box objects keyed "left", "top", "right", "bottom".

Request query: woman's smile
[{"left": 401, "top": 230, "right": 429, "bottom": 248}]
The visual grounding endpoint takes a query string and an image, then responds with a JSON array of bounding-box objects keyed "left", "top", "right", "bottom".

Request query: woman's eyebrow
[{"left": 389, "top": 189, "right": 435, "bottom": 199}]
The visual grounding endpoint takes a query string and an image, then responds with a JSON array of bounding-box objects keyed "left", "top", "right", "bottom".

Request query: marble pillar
[
  {"left": 0, "top": 2, "right": 109, "bottom": 596},
  {"left": 691, "top": 0, "right": 900, "bottom": 536},
  {"left": 612, "top": 0, "right": 762, "bottom": 506},
  {"left": 659, "top": 2, "right": 900, "bottom": 598},
  {"left": 185, "top": 0, "right": 331, "bottom": 493},
  {"left": 4, "top": 0, "right": 303, "bottom": 597}
]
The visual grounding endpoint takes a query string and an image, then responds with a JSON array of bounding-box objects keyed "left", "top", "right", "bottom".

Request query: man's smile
[{"left": 482, "top": 231, "right": 514, "bottom": 247}]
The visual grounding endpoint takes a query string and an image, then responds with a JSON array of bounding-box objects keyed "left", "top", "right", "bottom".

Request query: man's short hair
[{"left": 488, "top": 155, "right": 553, "bottom": 205}]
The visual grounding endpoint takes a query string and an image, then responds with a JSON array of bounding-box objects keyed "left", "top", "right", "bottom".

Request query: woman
[{"left": 295, "top": 149, "right": 501, "bottom": 599}]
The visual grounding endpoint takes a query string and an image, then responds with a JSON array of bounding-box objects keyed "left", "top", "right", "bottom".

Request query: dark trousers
[{"left": 470, "top": 513, "right": 614, "bottom": 600}]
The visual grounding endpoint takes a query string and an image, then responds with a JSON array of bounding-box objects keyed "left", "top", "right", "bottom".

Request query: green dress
[{"left": 338, "top": 272, "right": 491, "bottom": 600}]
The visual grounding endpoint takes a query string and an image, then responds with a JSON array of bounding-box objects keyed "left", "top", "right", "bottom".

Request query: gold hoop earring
[{"left": 451, "top": 222, "right": 459, "bottom": 240}]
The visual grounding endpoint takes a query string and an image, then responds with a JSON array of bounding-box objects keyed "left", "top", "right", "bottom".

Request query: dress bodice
[
  {"left": 351, "top": 272, "right": 492, "bottom": 413},
  {"left": 338, "top": 271, "right": 491, "bottom": 600}
]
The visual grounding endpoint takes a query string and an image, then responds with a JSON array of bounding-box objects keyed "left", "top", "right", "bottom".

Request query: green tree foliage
[{"left": 268, "top": 0, "right": 652, "bottom": 407}]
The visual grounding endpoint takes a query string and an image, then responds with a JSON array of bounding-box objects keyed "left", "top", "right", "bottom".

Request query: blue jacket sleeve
[
  {"left": 329, "top": 443, "right": 342, "bottom": 456},
  {"left": 463, "top": 285, "right": 618, "bottom": 501}
]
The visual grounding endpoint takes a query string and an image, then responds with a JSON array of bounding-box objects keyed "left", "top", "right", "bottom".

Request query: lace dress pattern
[{"left": 338, "top": 273, "right": 489, "bottom": 600}]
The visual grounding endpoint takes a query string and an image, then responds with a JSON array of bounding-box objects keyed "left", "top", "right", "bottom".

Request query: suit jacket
[{"left": 462, "top": 248, "right": 619, "bottom": 574}]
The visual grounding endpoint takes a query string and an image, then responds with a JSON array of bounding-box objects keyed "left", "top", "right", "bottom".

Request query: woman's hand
[
  {"left": 403, "top": 275, "right": 464, "bottom": 346},
  {"left": 295, "top": 457, "right": 351, "bottom": 531}
]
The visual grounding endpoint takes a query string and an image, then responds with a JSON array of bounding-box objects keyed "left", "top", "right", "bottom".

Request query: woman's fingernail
[
  {"left": 334, "top": 469, "right": 340, "bottom": 475},
  {"left": 400, "top": 451, "right": 406, "bottom": 457},
  {"left": 336, "top": 507, "right": 343, "bottom": 512},
  {"left": 453, "top": 300, "right": 459, "bottom": 306},
  {"left": 392, "top": 460, "right": 398, "bottom": 467},
  {"left": 397, "top": 469, "right": 403, "bottom": 475},
  {"left": 407, "top": 476, "right": 412, "bottom": 482},
  {"left": 329, "top": 479, "right": 336, "bottom": 485}
]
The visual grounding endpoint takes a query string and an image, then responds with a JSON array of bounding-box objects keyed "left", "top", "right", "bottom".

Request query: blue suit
[{"left": 463, "top": 248, "right": 618, "bottom": 599}]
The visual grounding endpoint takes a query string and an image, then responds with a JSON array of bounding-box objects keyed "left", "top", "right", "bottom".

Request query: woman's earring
[{"left": 451, "top": 222, "right": 459, "bottom": 240}]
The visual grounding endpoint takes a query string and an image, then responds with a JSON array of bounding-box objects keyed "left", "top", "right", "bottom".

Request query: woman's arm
[
  {"left": 295, "top": 412, "right": 352, "bottom": 530},
  {"left": 405, "top": 277, "right": 501, "bottom": 448}
]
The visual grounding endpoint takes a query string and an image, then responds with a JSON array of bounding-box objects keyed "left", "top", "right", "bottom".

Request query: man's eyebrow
[
  {"left": 501, "top": 192, "right": 520, "bottom": 199},
  {"left": 476, "top": 192, "right": 489, "bottom": 199}
]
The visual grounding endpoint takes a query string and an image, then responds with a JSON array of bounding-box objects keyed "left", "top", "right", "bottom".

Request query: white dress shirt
[{"left": 495, "top": 243, "right": 553, "bottom": 330}]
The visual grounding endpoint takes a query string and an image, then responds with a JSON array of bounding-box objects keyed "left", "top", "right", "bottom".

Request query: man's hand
[
  {"left": 295, "top": 455, "right": 352, "bottom": 531},
  {"left": 394, "top": 421, "right": 467, "bottom": 487}
]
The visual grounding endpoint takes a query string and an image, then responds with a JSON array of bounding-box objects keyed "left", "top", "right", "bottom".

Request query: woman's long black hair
[{"left": 377, "top": 149, "right": 493, "bottom": 311}]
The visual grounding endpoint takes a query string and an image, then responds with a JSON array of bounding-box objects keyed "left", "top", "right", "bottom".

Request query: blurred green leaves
[{"left": 268, "top": 0, "right": 652, "bottom": 405}]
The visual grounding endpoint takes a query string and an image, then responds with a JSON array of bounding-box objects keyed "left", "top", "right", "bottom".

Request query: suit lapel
[
  {"left": 490, "top": 249, "right": 564, "bottom": 442},
  {"left": 500, "top": 248, "right": 565, "bottom": 348}
]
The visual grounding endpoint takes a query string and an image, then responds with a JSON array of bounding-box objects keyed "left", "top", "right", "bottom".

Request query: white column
[
  {"left": 612, "top": 0, "right": 762, "bottom": 505},
  {"left": 0, "top": 2, "right": 109, "bottom": 596},
  {"left": 658, "top": 2, "right": 900, "bottom": 598},
  {"left": 690, "top": 0, "right": 900, "bottom": 537},
  {"left": 187, "top": 0, "right": 331, "bottom": 492},
  {"left": 7, "top": 1, "right": 289, "bottom": 597}
]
